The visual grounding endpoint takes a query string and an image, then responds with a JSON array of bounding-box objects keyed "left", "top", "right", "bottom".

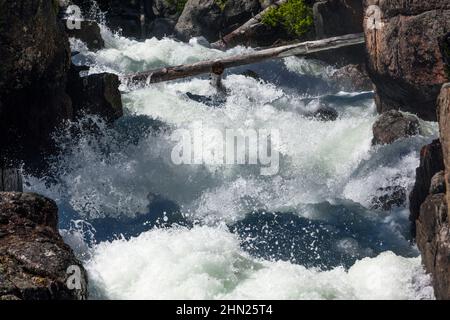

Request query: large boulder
[
  {"left": 310, "top": 0, "right": 366, "bottom": 66},
  {"left": 411, "top": 85, "right": 450, "bottom": 300},
  {"left": 0, "top": 192, "right": 88, "bottom": 300},
  {"left": 439, "top": 83, "right": 450, "bottom": 210},
  {"left": 409, "top": 139, "right": 445, "bottom": 225},
  {"left": 330, "top": 64, "right": 373, "bottom": 92},
  {"left": 65, "top": 20, "right": 105, "bottom": 51},
  {"left": 415, "top": 193, "right": 450, "bottom": 300},
  {"left": 68, "top": 70, "right": 123, "bottom": 122},
  {"left": 364, "top": 0, "right": 450, "bottom": 120},
  {"left": 175, "top": 0, "right": 262, "bottom": 42},
  {"left": 0, "top": 1, "right": 123, "bottom": 170},
  {"left": 314, "top": 0, "right": 363, "bottom": 39},
  {"left": 0, "top": 0, "right": 73, "bottom": 163},
  {"left": 72, "top": 0, "right": 146, "bottom": 38},
  {"left": 372, "top": 110, "right": 420, "bottom": 145}
]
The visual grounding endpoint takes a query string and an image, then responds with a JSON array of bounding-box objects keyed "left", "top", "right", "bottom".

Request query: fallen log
[
  {"left": 125, "top": 33, "right": 365, "bottom": 85},
  {"left": 211, "top": 0, "right": 289, "bottom": 50}
]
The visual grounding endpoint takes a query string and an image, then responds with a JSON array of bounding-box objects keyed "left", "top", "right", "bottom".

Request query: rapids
[{"left": 25, "top": 24, "right": 437, "bottom": 300}]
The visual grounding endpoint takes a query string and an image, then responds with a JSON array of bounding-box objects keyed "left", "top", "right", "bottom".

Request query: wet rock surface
[
  {"left": 0, "top": 0, "right": 73, "bottom": 164},
  {"left": 416, "top": 194, "right": 450, "bottom": 300},
  {"left": 175, "top": 0, "right": 262, "bottom": 42},
  {"left": 68, "top": 69, "right": 123, "bottom": 122},
  {"left": 0, "top": 1, "right": 123, "bottom": 169},
  {"left": 371, "top": 185, "right": 406, "bottom": 212},
  {"left": 0, "top": 192, "right": 88, "bottom": 300},
  {"left": 412, "top": 85, "right": 450, "bottom": 300},
  {"left": 364, "top": 0, "right": 450, "bottom": 120},
  {"left": 372, "top": 110, "right": 420, "bottom": 145},
  {"left": 330, "top": 64, "right": 373, "bottom": 92},
  {"left": 410, "top": 139, "right": 445, "bottom": 226},
  {"left": 65, "top": 20, "right": 105, "bottom": 50}
]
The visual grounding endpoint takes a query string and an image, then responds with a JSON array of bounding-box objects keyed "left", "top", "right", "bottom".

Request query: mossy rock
[
  {"left": 215, "top": 0, "right": 228, "bottom": 11},
  {"left": 165, "top": 0, "right": 188, "bottom": 14}
]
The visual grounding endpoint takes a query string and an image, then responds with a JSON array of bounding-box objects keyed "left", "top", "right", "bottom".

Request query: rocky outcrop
[
  {"left": 416, "top": 193, "right": 450, "bottom": 300},
  {"left": 364, "top": 0, "right": 450, "bottom": 120},
  {"left": 372, "top": 110, "right": 420, "bottom": 145},
  {"left": 330, "top": 64, "right": 373, "bottom": 92},
  {"left": 432, "top": 82, "right": 450, "bottom": 299},
  {"left": 410, "top": 140, "right": 445, "bottom": 226},
  {"left": 439, "top": 84, "right": 450, "bottom": 208},
  {"left": 411, "top": 85, "right": 450, "bottom": 300},
  {"left": 65, "top": 20, "right": 105, "bottom": 50},
  {"left": 0, "top": 168, "right": 23, "bottom": 193},
  {"left": 313, "top": 0, "right": 363, "bottom": 39},
  {"left": 0, "top": 192, "right": 88, "bottom": 300},
  {"left": 371, "top": 184, "right": 406, "bottom": 211},
  {"left": 72, "top": 0, "right": 147, "bottom": 38},
  {"left": 68, "top": 70, "right": 123, "bottom": 122},
  {"left": 0, "top": 0, "right": 73, "bottom": 164},
  {"left": 0, "top": 1, "right": 123, "bottom": 169},
  {"left": 175, "top": 0, "right": 262, "bottom": 42},
  {"left": 311, "top": 0, "right": 365, "bottom": 66}
]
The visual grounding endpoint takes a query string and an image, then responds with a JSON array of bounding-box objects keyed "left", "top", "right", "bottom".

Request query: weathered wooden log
[
  {"left": 0, "top": 168, "right": 23, "bottom": 192},
  {"left": 211, "top": 0, "right": 289, "bottom": 50},
  {"left": 125, "top": 33, "right": 365, "bottom": 85}
]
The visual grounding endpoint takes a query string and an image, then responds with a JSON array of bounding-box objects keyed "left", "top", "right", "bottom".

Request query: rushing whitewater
[{"left": 25, "top": 25, "right": 438, "bottom": 299}]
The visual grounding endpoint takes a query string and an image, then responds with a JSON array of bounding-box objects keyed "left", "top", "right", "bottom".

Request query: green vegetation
[
  {"left": 261, "top": 0, "right": 313, "bottom": 37},
  {"left": 166, "top": 0, "right": 188, "bottom": 15},
  {"left": 215, "top": 0, "right": 228, "bottom": 11}
]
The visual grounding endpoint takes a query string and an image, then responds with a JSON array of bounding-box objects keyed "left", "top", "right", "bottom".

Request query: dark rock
[
  {"left": 0, "top": 168, "right": 23, "bottom": 192},
  {"left": 148, "top": 17, "right": 176, "bottom": 39},
  {"left": 364, "top": 0, "right": 450, "bottom": 120},
  {"left": 65, "top": 20, "right": 105, "bottom": 51},
  {"left": 372, "top": 110, "right": 420, "bottom": 145},
  {"left": 432, "top": 82, "right": 450, "bottom": 300},
  {"left": 409, "top": 139, "right": 445, "bottom": 230},
  {"left": 151, "top": 0, "right": 183, "bottom": 19},
  {"left": 0, "top": 192, "right": 88, "bottom": 300},
  {"left": 439, "top": 32, "right": 450, "bottom": 79},
  {"left": 186, "top": 92, "right": 226, "bottom": 108},
  {"left": 439, "top": 84, "right": 450, "bottom": 208},
  {"left": 311, "top": 0, "right": 365, "bottom": 66},
  {"left": 430, "top": 171, "right": 446, "bottom": 195},
  {"left": 416, "top": 193, "right": 450, "bottom": 300},
  {"left": 241, "top": 69, "right": 261, "bottom": 80},
  {"left": 313, "top": 0, "right": 363, "bottom": 39},
  {"left": 309, "top": 106, "right": 339, "bottom": 121},
  {"left": 72, "top": 0, "right": 146, "bottom": 38},
  {"left": 0, "top": 0, "right": 73, "bottom": 164},
  {"left": 175, "top": 0, "right": 262, "bottom": 42},
  {"left": 68, "top": 70, "right": 123, "bottom": 122},
  {"left": 330, "top": 64, "right": 373, "bottom": 92},
  {"left": 371, "top": 185, "right": 407, "bottom": 211}
]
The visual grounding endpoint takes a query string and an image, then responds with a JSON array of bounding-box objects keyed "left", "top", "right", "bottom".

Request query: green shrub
[
  {"left": 215, "top": 0, "right": 228, "bottom": 11},
  {"left": 261, "top": 0, "right": 313, "bottom": 37},
  {"left": 166, "top": 0, "right": 188, "bottom": 14}
]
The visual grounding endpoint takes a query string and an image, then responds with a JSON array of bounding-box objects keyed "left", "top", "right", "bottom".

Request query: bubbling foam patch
[{"left": 85, "top": 226, "right": 434, "bottom": 300}]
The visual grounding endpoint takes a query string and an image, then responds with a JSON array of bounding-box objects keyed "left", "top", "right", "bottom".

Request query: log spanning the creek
[{"left": 124, "top": 33, "right": 365, "bottom": 85}]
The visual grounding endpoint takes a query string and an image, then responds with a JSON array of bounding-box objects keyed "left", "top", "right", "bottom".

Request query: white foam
[
  {"left": 85, "top": 226, "right": 434, "bottom": 300},
  {"left": 27, "top": 25, "right": 440, "bottom": 300}
]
